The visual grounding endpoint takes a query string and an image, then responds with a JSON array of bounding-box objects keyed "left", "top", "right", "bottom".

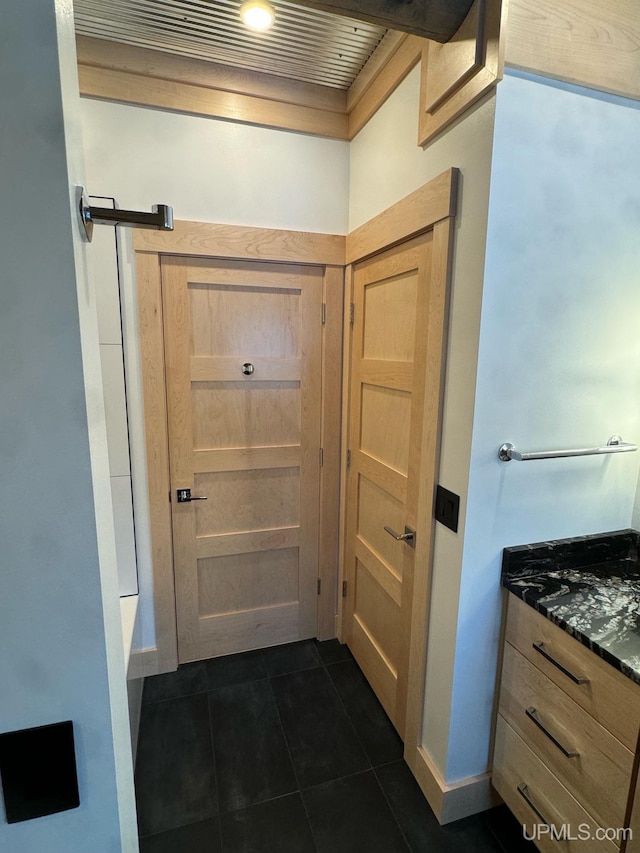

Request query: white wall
[
  {"left": 81, "top": 99, "right": 349, "bottom": 233},
  {"left": 349, "top": 65, "right": 497, "bottom": 777},
  {"left": 81, "top": 97, "right": 350, "bottom": 651},
  {"left": 0, "top": 2, "right": 137, "bottom": 850},
  {"left": 446, "top": 71, "right": 640, "bottom": 782}
]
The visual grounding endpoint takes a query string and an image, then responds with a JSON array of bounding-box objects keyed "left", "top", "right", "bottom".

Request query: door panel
[
  {"left": 192, "top": 382, "right": 301, "bottom": 449},
  {"left": 344, "top": 233, "right": 433, "bottom": 737},
  {"left": 161, "top": 255, "right": 322, "bottom": 662},
  {"left": 360, "top": 385, "right": 412, "bottom": 472}
]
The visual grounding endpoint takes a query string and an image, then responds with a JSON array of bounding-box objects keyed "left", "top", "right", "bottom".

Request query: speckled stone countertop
[{"left": 502, "top": 529, "right": 640, "bottom": 684}]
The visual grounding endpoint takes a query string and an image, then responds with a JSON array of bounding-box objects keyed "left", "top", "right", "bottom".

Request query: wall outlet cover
[{"left": 0, "top": 720, "right": 79, "bottom": 823}]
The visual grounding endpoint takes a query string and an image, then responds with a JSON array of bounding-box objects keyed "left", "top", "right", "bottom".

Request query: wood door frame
[
  {"left": 130, "top": 221, "right": 345, "bottom": 678},
  {"left": 340, "top": 168, "right": 459, "bottom": 817}
]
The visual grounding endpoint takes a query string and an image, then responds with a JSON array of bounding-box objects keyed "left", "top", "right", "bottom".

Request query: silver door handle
[
  {"left": 242, "top": 362, "right": 255, "bottom": 375},
  {"left": 384, "top": 525, "right": 416, "bottom": 548},
  {"left": 176, "top": 488, "right": 208, "bottom": 503}
]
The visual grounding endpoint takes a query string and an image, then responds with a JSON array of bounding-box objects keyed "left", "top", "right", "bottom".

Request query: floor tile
[
  {"left": 209, "top": 679, "right": 297, "bottom": 812},
  {"left": 135, "top": 694, "right": 217, "bottom": 837},
  {"left": 204, "top": 650, "right": 266, "bottom": 691},
  {"left": 441, "top": 813, "right": 510, "bottom": 853},
  {"left": 220, "top": 793, "right": 317, "bottom": 853},
  {"left": 482, "top": 804, "right": 537, "bottom": 853},
  {"left": 375, "top": 761, "right": 503, "bottom": 853},
  {"left": 139, "top": 818, "right": 221, "bottom": 853},
  {"left": 261, "top": 639, "right": 323, "bottom": 676},
  {"left": 303, "top": 770, "right": 409, "bottom": 853},
  {"left": 327, "top": 659, "right": 403, "bottom": 766},
  {"left": 271, "top": 667, "right": 369, "bottom": 788},
  {"left": 314, "top": 638, "right": 353, "bottom": 665},
  {"left": 142, "top": 660, "right": 208, "bottom": 705}
]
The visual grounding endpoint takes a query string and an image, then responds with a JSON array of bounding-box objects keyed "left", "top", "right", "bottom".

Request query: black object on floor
[{"left": 135, "top": 639, "right": 535, "bottom": 852}]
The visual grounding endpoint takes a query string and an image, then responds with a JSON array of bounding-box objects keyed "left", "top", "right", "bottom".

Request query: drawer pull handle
[
  {"left": 532, "top": 641, "right": 590, "bottom": 685},
  {"left": 525, "top": 706, "right": 579, "bottom": 758},
  {"left": 517, "top": 783, "right": 551, "bottom": 827}
]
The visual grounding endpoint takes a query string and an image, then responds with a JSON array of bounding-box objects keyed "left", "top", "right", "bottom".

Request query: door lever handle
[
  {"left": 176, "top": 488, "right": 208, "bottom": 503},
  {"left": 384, "top": 525, "right": 416, "bottom": 548}
]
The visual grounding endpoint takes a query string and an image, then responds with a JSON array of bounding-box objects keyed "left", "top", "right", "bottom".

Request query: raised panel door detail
[
  {"left": 192, "top": 382, "right": 301, "bottom": 450},
  {"left": 360, "top": 385, "right": 412, "bottom": 474},
  {"left": 344, "top": 233, "right": 433, "bottom": 737},
  {"left": 162, "top": 255, "right": 322, "bottom": 662},
  {"left": 362, "top": 272, "right": 417, "bottom": 362}
]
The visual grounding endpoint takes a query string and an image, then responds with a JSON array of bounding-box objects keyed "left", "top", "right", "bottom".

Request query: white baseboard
[
  {"left": 406, "top": 745, "right": 501, "bottom": 825},
  {"left": 127, "top": 646, "right": 160, "bottom": 680},
  {"left": 127, "top": 677, "right": 144, "bottom": 767}
]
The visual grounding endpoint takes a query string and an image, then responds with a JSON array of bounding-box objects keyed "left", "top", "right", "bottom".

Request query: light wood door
[
  {"left": 161, "top": 255, "right": 322, "bottom": 663},
  {"left": 344, "top": 233, "right": 433, "bottom": 738}
]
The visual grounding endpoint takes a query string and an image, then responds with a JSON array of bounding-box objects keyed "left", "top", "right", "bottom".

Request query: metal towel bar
[
  {"left": 498, "top": 434, "right": 637, "bottom": 462},
  {"left": 77, "top": 186, "right": 173, "bottom": 242}
]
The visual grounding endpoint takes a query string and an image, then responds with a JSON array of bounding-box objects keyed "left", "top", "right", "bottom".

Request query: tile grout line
[
  {"left": 139, "top": 642, "right": 408, "bottom": 849},
  {"left": 204, "top": 686, "right": 225, "bottom": 853},
  {"left": 136, "top": 692, "right": 220, "bottom": 843},
  {"left": 273, "top": 645, "right": 375, "bottom": 852},
  {"left": 265, "top": 668, "right": 321, "bottom": 853},
  {"left": 321, "top": 650, "right": 415, "bottom": 852},
  {"left": 371, "top": 764, "right": 414, "bottom": 853},
  {"left": 324, "top": 658, "right": 386, "bottom": 772}
]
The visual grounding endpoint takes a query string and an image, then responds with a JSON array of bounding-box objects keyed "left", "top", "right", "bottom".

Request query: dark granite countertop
[{"left": 502, "top": 529, "right": 640, "bottom": 684}]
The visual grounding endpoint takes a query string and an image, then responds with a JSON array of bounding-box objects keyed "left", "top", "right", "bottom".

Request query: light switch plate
[{"left": 435, "top": 485, "right": 460, "bottom": 533}]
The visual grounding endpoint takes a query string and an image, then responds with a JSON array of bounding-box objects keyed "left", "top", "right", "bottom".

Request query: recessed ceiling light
[{"left": 240, "top": 0, "right": 276, "bottom": 32}]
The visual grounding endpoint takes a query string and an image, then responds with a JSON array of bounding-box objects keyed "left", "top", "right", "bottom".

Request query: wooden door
[
  {"left": 343, "top": 233, "right": 433, "bottom": 738},
  {"left": 161, "top": 255, "right": 322, "bottom": 663}
]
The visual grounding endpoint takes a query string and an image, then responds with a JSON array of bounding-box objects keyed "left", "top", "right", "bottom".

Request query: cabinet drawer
[
  {"left": 493, "top": 716, "right": 620, "bottom": 853},
  {"left": 505, "top": 593, "right": 640, "bottom": 751},
  {"left": 500, "top": 642, "right": 633, "bottom": 829}
]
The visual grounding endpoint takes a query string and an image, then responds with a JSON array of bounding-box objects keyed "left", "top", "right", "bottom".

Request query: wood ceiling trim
[
  {"left": 347, "top": 30, "right": 408, "bottom": 112},
  {"left": 77, "top": 36, "right": 347, "bottom": 112},
  {"left": 77, "top": 36, "right": 350, "bottom": 139},
  {"left": 348, "top": 35, "right": 424, "bottom": 138},
  {"left": 79, "top": 63, "right": 350, "bottom": 138},
  {"left": 76, "top": 32, "right": 421, "bottom": 141}
]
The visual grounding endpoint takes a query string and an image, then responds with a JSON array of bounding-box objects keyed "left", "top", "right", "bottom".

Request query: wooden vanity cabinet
[{"left": 493, "top": 593, "right": 640, "bottom": 852}]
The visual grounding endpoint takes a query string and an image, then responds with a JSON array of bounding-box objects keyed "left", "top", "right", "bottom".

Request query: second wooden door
[
  {"left": 161, "top": 255, "right": 323, "bottom": 663},
  {"left": 343, "top": 233, "right": 434, "bottom": 738}
]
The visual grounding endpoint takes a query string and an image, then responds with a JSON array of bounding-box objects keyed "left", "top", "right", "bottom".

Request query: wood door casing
[
  {"left": 161, "top": 255, "right": 322, "bottom": 663},
  {"left": 343, "top": 233, "right": 434, "bottom": 738}
]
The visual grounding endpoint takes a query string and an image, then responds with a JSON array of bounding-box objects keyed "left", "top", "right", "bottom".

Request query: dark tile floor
[{"left": 135, "top": 639, "right": 536, "bottom": 853}]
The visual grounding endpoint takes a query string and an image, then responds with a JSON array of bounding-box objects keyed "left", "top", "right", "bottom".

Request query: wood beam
[{"left": 289, "top": 0, "right": 475, "bottom": 43}]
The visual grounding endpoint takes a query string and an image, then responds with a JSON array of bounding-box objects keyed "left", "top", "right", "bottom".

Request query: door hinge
[
  {"left": 319, "top": 447, "right": 324, "bottom": 466},
  {"left": 317, "top": 578, "right": 322, "bottom": 595},
  {"left": 349, "top": 303, "right": 355, "bottom": 326},
  {"left": 346, "top": 449, "right": 351, "bottom": 468},
  {"left": 342, "top": 580, "right": 348, "bottom": 598},
  {"left": 321, "top": 302, "right": 327, "bottom": 325}
]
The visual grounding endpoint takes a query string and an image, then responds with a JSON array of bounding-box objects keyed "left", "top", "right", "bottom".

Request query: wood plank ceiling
[{"left": 73, "top": 0, "right": 388, "bottom": 89}]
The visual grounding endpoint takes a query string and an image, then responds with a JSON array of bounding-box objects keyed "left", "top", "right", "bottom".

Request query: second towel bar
[{"left": 498, "top": 434, "right": 637, "bottom": 462}]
